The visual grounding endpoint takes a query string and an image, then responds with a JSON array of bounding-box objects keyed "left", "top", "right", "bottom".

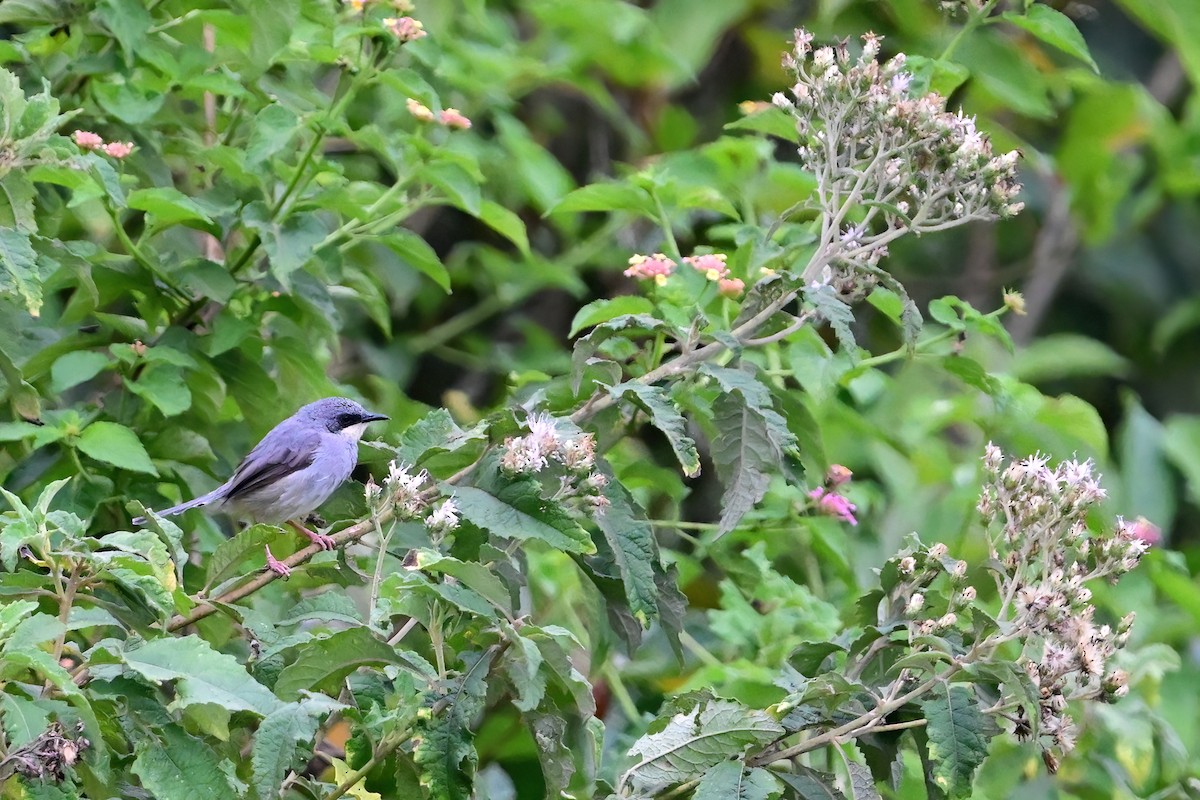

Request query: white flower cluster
[
  {"left": 772, "top": 30, "right": 1023, "bottom": 274},
  {"left": 364, "top": 460, "right": 461, "bottom": 537},
  {"left": 500, "top": 412, "right": 609, "bottom": 513},
  {"left": 979, "top": 443, "right": 1149, "bottom": 767}
]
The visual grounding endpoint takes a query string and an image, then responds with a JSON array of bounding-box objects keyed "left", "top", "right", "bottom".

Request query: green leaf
[
  {"left": 1012, "top": 334, "right": 1130, "bottom": 383},
  {"left": 591, "top": 478, "right": 660, "bottom": 625},
  {"left": 242, "top": 202, "right": 328, "bottom": 287},
  {"left": 622, "top": 697, "right": 783, "bottom": 796},
  {"left": 251, "top": 695, "right": 344, "bottom": 800},
  {"left": 500, "top": 625, "right": 546, "bottom": 712},
  {"left": 569, "top": 296, "right": 655, "bottom": 338},
  {"left": 50, "top": 350, "right": 110, "bottom": 393},
  {"left": 775, "top": 766, "right": 848, "bottom": 800},
  {"left": 523, "top": 712, "right": 576, "bottom": 797},
  {"left": 128, "top": 187, "right": 216, "bottom": 229},
  {"left": 806, "top": 283, "right": 857, "bottom": 352},
  {"left": 703, "top": 365, "right": 797, "bottom": 535},
  {"left": 122, "top": 635, "right": 282, "bottom": 715},
  {"left": 0, "top": 693, "right": 48, "bottom": 749},
  {"left": 126, "top": 363, "right": 193, "bottom": 416},
  {"left": 415, "top": 650, "right": 493, "bottom": 800},
  {"left": 409, "top": 549, "right": 514, "bottom": 618},
  {"left": 0, "top": 227, "right": 44, "bottom": 316},
  {"left": 0, "top": 173, "right": 37, "bottom": 231},
  {"left": 608, "top": 382, "right": 701, "bottom": 477},
  {"left": 479, "top": 199, "right": 529, "bottom": 255},
  {"left": 0, "top": 599, "right": 38, "bottom": 643},
  {"left": 132, "top": 723, "right": 239, "bottom": 800},
  {"left": 382, "top": 229, "right": 450, "bottom": 292},
  {"left": 904, "top": 55, "right": 970, "bottom": 98},
  {"left": 694, "top": 762, "right": 781, "bottom": 800},
  {"left": 920, "top": 685, "right": 995, "bottom": 798},
  {"left": 204, "top": 524, "right": 278, "bottom": 590},
  {"left": 75, "top": 420, "right": 158, "bottom": 475},
  {"left": 453, "top": 483, "right": 595, "bottom": 554},
  {"left": 392, "top": 408, "right": 486, "bottom": 465},
  {"left": 723, "top": 107, "right": 801, "bottom": 142},
  {"left": 1002, "top": 5, "right": 1098, "bottom": 71},
  {"left": 548, "top": 182, "right": 657, "bottom": 217},
  {"left": 273, "top": 627, "right": 401, "bottom": 700},
  {"left": 245, "top": 104, "right": 300, "bottom": 166}
]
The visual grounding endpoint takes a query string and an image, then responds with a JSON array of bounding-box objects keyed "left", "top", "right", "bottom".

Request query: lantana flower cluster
[
  {"left": 365, "top": 459, "right": 460, "bottom": 537},
  {"left": 807, "top": 464, "right": 857, "bottom": 525},
  {"left": 771, "top": 30, "right": 1022, "bottom": 273},
  {"left": 72, "top": 131, "right": 134, "bottom": 159},
  {"left": 623, "top": 252, "right": 744, "bottom": 297},
  {"left": 501, "top": 412, "right": 609, "bottom": 513},
  {"left": 406, "top": 98, "right": 472, "bottom": 130},
  {"left": 978, "top": 444, "right": 1149, "bottom": 769}
]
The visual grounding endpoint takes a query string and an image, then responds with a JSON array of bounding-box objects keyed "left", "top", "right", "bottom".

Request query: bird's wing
[{"left": 223, "top": 422, "right": 322, "bottom": 501}]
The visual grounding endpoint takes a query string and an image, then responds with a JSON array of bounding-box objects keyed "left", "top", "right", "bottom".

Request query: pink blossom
[
  {"left": 624, "top": 253, "right": 675, "bottom": 286},
  {"left": 384, "top": 16, "right": 426, "bottom": 41},
  {"left": 406, "top": 98, "right": 435, "bottom": 122},
  {"left": 102, "top": 141, "right": 134, "bottom": 159},
  {"left": 73, "top": 130, "right": 103, "bottom": 150},
  {"left": 438, "top": 108, "right": 472, "bottom": 130},
  {"left": 809, "top": 487, "right": 857, "bottom": 525},
  {"left": 683, "top": 253, "right": 729, "bottom": 281},
  {"left": 1126, "top": 516, "right": 1161, "bottom": 546},
  {"left": 717, "top": 278, "right": 745, "bottom": 297}
]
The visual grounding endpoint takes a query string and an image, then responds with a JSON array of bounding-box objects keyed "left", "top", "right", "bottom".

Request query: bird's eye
[{"left": 336, "top": 412, "right": 360, "bottom": 429}]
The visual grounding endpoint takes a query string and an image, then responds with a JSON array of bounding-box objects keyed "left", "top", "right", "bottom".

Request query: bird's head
[{"left": 300, "top": 397, "right": 390, "bottom": 441}]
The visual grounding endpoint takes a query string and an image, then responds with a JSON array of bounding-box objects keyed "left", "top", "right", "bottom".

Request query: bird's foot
[
  {"left": 289, "top": 520, "right": 336, "bottom": 551},
  {"left": 264, "top": 544, "right": 292, "bottom": 578}
]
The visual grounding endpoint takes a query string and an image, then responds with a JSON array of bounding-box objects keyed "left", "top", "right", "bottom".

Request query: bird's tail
[{"left": 132, "top": 486, "right": 226, "bottom": 526}]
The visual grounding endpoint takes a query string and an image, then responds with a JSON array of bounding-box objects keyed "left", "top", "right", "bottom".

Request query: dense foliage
[{"left": 1, "top": 1, "right": 1198, "bottom": 798}]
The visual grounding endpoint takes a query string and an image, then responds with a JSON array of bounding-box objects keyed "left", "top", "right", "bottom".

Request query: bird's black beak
[{"left": 363, "top": 412, "right": 390, "bottom": 423}]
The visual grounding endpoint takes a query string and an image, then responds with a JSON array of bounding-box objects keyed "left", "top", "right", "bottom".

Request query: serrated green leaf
[
  {"left": 122, "top": 635, "right": 281, "bottom": 715},
  {"left": 76, "top": 420, "right": 157, "bottom": 475},
  {"left": 392, "top": 408, "right": 486, "bottom": 465},
  {"left": 204, "top": 524, "right": 279, "bottom": 590},
  {"left": 128, "top": 186, "right": 215, "bottom": 228},
  {"left": 273, "top": 627, "right": 401, "bottom": 700},
  {"left": 920, "top": 685, "right": 994, "bottom": 798},
  {"left": 622, "top": 698, "right": 783, "bottom": 796},
  {"left": 414, "top": 649, "right": 493, "bottom": 800},
  {"left": 242, "top": 202, "right": 328, "bottom": 288},
  {"left": 0, "top": 599, "right": 38, "bottom": 643},
  {"left": 775, "top": 766, "right": 848, "bottom": 799},
  {"left": 702, "top": 365, "right": 797, "bottom": 535},
  {"left": 410, "top": 549, "right": 513, "bottom": 618},
  {"left": 453, "top": 483, "right": 595, "bottom": 554},
  {"left": 694, "top": 762, "right": 781, "bottom": 800},
  {"left": 132, "top": 723, "right": 238, "bottom": 800},
  {"left": 591, "top": 478, "right": 659, "bottom": 624},
  {"left": 251, "top": 695, "right": 344, "bottom": 800},
  {"left": 569, "top": 296, "right": 655, "bottom": 338},
  {"left": 127, "top": 363, "right": 193, "bottom": 416},
  {"left": 608, "top": 382, "right": 701, "bottom": 477},
  {"left": 0, "top": 173, "right": 37, "bottom": 231},
  {"left": 0, "top": 693, "right": 49, "bottom": 749},
  {"left": 500, "top": 626, "right": 546, "bottom": 712}
]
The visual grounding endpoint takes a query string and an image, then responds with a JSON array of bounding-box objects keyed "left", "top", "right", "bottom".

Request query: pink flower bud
[
  {"left": 384, "top": 16, "right": 426, "bottom": 42},
  {"left": 438, "top": 108, "right": 472, "bottom": 130},
  {"left": 717, "top": 278, "right": 745, "bottom": 297},
  {"left": 102, "top": 141, "right": 134, "bottom": 159},
  {"left": 406, "top": 98, "right": 435, "bottom": 122}
]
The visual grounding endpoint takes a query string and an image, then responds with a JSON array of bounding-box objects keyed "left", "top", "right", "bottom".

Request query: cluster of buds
[
  {"left": 624, "top": 252, "right": 744, "bottom": 297},
  {"left": 892, "top": 540, "right": 976, "bottom": 636},
  {"left": 501, "top": 412, "right": 609, "bottom": 513},
  {"left": 807, "top": 464, "right": 857, "bottom": 525},
  {"left": 384, "top": 15, "right": 426, "bottom": 42},
  {"left": 72, "top": 130, "right": 134, "bottom": 159},
  {"left": 771, "top": 30, "right": 1022, "bottom": 274},
  {"left": 365, "top": 460, "right": 462, "bottom": 538},
  {"left": 406, "top": 98, "right": 472, "bottom": 130},
  {"left": 979, "top": 443, "right": 1149, "bottom": 766}
]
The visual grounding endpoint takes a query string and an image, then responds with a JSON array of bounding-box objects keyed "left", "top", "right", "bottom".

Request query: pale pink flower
[
  {"left": 717, "top": 277, "right": 745, "bottom": 297},
  {"left": 683, "top": 253, "right": 729, "bottom": 281},
  {"left": 624, "top": 253, "right": 675, "bottom": 286},
  {"left": 102, "top": 141, "right": 134, "bottom": 159},
  {"left": 384, "top": 16, "right": 426, "bottom": 41},
  {"left": 826, "top": 464, "right": 852, "bottom": 486},
  {"left": 406, "top": 98, "right": 435, "bottom": 122},
  {"left": 73, "top": 130, "right": 103, "bottom": 150},
  {"left": 438, "top": 108, "right": 472, "bottom": 130}
]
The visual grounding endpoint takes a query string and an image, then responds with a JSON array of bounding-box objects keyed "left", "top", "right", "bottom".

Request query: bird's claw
[
  {"left": 289, "top": 520, "right": 337, "bottom": 551},
  {"left": 264, "top": 544, "right": 291, "bottom": 579}
]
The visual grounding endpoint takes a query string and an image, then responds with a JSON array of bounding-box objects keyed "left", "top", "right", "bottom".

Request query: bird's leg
[
  {"left": 288, "top": 519, "right": 336, "bottom": 550},
  {"left": 264, "top": 544, "right": 292, "bottom": 578}
]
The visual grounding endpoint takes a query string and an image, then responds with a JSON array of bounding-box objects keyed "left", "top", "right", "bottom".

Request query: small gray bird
[{"left": 133, "top": 397, "right": 388, "bottom": 577}]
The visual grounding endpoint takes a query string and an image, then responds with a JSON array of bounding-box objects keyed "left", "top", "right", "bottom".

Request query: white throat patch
[{"left": 339, "top": 421, "right": 371, "bottom": 441}]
